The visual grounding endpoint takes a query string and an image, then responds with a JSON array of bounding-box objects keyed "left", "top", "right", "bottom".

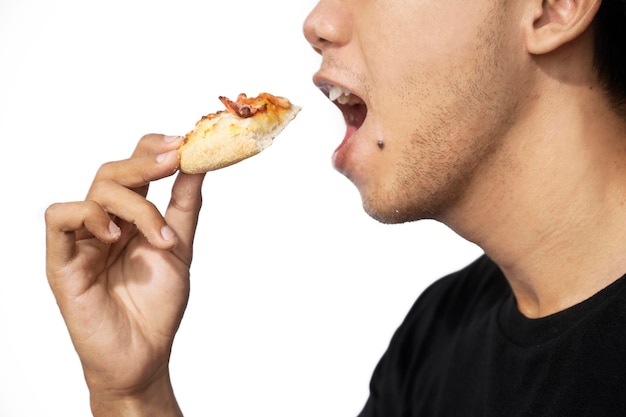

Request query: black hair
[{"left": 593, "top": 0, "right": 626, "bottom": 113}]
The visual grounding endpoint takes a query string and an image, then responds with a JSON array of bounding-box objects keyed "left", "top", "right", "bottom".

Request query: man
[{"left": 45, "top": 0, "right": 626, "bottom": 415}]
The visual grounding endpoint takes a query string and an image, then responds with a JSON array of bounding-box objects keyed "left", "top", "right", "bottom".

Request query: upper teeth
[{"left": 329, "top": 85, "right": 361, "bottom": 105}]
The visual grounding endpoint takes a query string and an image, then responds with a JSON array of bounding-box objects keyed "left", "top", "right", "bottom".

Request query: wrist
[{"left": 89, "top": 371, "right": 182, "bottom": 417}]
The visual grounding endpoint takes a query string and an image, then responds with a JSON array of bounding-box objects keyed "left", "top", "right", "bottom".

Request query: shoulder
[
  {"left": 401, "top": 254, "right": 508, "bottom": 331},
  {"left": 377, "top": 254, "right": 509, "bottom": 371},
  {"left": 375, "top": 254, "right": 511, "bottom": 373},
  {"left": 360, "top": 255, "right": 510, "bottom": 416}
]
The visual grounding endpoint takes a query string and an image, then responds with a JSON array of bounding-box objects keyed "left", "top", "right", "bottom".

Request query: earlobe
[{"left": 525, "top": 0, "right": 601, "bottom": 55}]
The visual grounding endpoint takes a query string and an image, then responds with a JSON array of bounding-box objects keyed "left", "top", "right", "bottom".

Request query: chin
[{"left": 361, "top": 197, "right": 428, "bottom": 225}]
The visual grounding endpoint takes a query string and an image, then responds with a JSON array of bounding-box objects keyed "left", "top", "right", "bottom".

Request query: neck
[{"left": 443, "top": 83, "right": 626, "bottom": 318}]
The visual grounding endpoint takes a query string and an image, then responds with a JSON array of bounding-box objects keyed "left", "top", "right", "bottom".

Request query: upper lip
[
  {"left": 314, "top": 77, "right": 363, "bottom": 103},
  {"left": 313, "top": 75, "right": 368, "bottom": 127}
]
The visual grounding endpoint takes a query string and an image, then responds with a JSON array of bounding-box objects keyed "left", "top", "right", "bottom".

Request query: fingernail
[
  {"left": 109, "top": 221, "right": 121, "bottom": 237},
  {"left": 157, "top": 149, "right": 177, "bottom": 164},
  {"left": 161, "top": 225, "right": 176, "bottom": 241}
]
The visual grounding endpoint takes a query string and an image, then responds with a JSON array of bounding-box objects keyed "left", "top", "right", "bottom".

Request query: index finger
[
  {"left": 88, "top": 134, "right": 184, "bottom": 195},
  {"left": 132, "top": 134, "right": 184, "bottom": 158}
]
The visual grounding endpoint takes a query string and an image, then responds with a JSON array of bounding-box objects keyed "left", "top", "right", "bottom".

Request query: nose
[{"left": 303, "top": 1, "right": 351, "bottom": 55}]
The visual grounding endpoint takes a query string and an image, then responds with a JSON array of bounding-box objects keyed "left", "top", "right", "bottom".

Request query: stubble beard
[{"left": 360, "top": 4, "right": 520, "bottom": 226}]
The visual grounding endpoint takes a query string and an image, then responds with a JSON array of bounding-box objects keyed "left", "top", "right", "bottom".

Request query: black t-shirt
[{"left": 359, "top": 255, "right": 626, "bottom": 417}]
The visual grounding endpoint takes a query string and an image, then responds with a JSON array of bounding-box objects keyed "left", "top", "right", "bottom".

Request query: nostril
[{"left": 303, "top": 1, "right": 351, "bottom": 51}]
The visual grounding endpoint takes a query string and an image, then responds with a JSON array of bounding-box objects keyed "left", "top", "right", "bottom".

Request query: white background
[{"left": 0, "top": 1, "right": 482, "bottom": 416}]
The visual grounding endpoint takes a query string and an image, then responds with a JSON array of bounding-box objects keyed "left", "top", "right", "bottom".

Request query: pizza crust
[{"left": 178, "top": 93, "right": 301, "bottom": 174}]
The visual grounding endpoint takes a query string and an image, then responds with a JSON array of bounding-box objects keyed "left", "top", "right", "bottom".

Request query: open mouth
[
  {"left": 317, "top": 82, "right": 369, "bottom": 170},
  {"left": 326, "top": 85, "right": 367, "bottom": 133}
]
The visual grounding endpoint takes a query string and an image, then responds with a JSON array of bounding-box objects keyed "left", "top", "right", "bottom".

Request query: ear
[{"left": 525, "top": 0, "right": 601, "bottom": 55}]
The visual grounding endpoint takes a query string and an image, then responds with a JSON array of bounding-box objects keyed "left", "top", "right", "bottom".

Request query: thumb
[{"left": 165, "top": 172, "right": 206, "bottom": 264}]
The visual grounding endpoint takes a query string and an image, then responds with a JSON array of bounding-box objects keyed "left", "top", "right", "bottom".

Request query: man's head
[{"left": 304, "top": 0, "right": 619, "bottom": 225}]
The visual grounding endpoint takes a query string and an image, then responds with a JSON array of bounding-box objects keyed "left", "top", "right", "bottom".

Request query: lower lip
[{"left": 332, "top": 125, "right": 359, "bottom": 171}]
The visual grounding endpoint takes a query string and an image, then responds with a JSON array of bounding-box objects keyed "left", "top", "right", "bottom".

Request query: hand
[{"left": 45, "top": 134, "right": 205, "bottom": 416}]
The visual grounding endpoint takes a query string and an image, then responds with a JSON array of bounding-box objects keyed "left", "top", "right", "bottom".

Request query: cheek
[
  {"left": 348, "top": 113, "right": 420, "bottom": 200},
  {"left": 343, "top": 117, "right": 391, "bottom": 185}
]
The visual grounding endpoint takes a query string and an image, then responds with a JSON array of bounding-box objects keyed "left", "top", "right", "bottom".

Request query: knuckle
[
  {"left": 134, "top": 133, "right": 162, "bottom": 155},
  {"left": 44, "top": 203, "right": 63, "bottom": 223},
  {"left": 94, "top": 160, "right": 116, "bottom": 179},
  {"left": 86, "top": 179, "right": 122, "bottom": 207},
  {"left": 140, "top": 133, "right": 160, "bottom": 142},
  {"left": 87, "top": 178, "right": 108, "bottom": 197},
  {"left": 140, "top": 199, "right": 161, "bottom": 221},
  {"left": 82, "top": 199, "right": 103, "bottom": 214}
]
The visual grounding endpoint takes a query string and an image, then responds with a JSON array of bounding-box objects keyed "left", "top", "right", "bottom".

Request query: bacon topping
[
  {"left": 219, "top": 93, "right": 263, "bottom": 118},
  {"left": 218, "top": 93, "right": 291, "bottom": 118}
]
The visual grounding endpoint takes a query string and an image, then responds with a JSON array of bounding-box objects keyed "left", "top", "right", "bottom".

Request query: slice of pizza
[{"left": 178, "top": 92, "right": 301, "bottom": 174}]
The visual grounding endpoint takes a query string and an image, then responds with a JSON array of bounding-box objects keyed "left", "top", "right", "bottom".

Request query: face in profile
[{"left": 304, "top": 0, "right": 528, "bottom": 224}]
